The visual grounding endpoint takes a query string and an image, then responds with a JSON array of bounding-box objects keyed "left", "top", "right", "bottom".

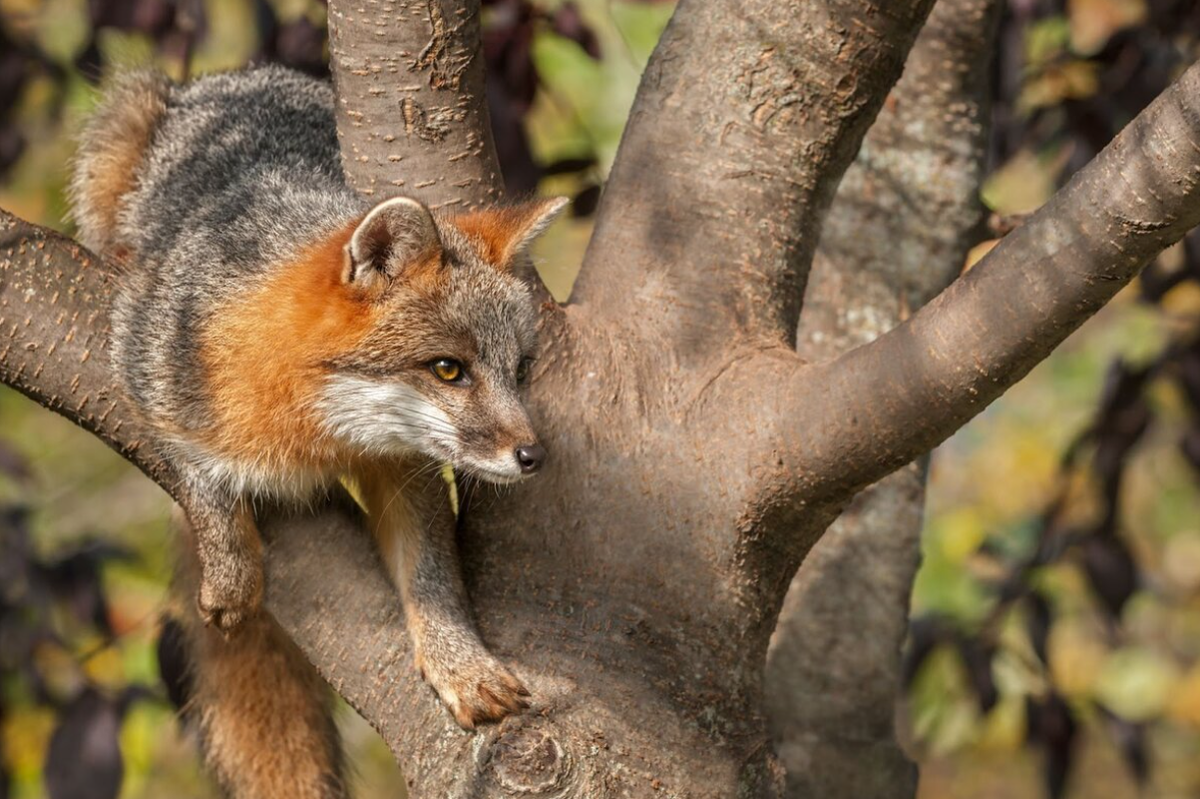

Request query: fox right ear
[{"left": 345, "top": 197, "right": 441, "bottom": 288}]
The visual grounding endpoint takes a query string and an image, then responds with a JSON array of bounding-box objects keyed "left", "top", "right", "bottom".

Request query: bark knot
[
  {"left": 483, "top": 722, "right": 574, "bottom": 796},
  {"left": 736, "top": 47, "right": 805, "bottom": 132}
]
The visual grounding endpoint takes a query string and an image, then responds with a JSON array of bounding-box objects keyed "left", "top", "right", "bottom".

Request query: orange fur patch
[
  {"left": 450, "top": 205, "right": 545, "bottom": 270},
  {"left": 198, "top": 215, "right": 448, "bottom": 485},
  {"left": 199, "top": 223, "right": 373, "bottom": 476}
]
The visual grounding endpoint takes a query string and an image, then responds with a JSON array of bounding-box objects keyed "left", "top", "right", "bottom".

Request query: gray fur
[
  {"left": 74, "top": 65, "right": 545, "bottom": 476},
  {"left": 105, "top": 66, "right": 360, "bottom": 434}
]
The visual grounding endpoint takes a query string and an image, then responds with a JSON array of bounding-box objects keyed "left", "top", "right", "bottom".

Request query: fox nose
[{"left": 514, "top": 444, "right": 545, "bottom": 474}]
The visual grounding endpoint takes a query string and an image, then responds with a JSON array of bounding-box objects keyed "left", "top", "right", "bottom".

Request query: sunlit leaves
[{"left": 913, "top": 7, "right": 1200, "bottom": 790}]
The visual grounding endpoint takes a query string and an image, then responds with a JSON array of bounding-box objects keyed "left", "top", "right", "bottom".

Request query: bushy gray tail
[{"left": 68, "top": 71, "right": 172, "bottom": 256}]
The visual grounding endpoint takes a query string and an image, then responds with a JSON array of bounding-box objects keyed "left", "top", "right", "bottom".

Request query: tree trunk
[
  {"left": 5, "top": 0, "right": 1200, "bottom": 797},
  {"left": 766, "top": 1, "right": 999, "bottom": 796}
]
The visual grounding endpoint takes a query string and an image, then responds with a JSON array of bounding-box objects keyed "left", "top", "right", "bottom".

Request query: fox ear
[
  {"left": 345, "top": 197, "right": 441, "bottom": 287},
  {"left": 452, "top": 196, "right": 569, "bottom": 272}
]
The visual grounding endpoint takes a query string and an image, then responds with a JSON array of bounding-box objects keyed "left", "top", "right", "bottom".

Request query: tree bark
[
  {"left": 775, "top": 59, "right": 1200, "bottom": 503},
  {"left": 326, "top": 0, "right": 501, "bottom": 210},
  {"left": 765, "top": 2, "right": 999, "bottom": 797},
  {"left": 4, "top": 1, "right": 1200, "bottom": 797},
  {"left": 572, "top": 0, "right": 937, "bottom": 351}
]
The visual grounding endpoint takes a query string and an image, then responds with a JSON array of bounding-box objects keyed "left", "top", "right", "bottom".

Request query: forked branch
[{"left": 571, "top": 0, "right": 936, "bottom": 351}]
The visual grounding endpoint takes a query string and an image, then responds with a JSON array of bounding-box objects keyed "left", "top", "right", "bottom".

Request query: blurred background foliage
[{"left": 1, "top": 0, "right": 1200, "bottom": 797}]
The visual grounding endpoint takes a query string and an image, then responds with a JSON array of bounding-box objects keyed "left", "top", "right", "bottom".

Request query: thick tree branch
[
  {"left": 569, "top": 0, "right": 935, "bottom": 354},
  {"left": 0, "top": 213, "right": 172, "bottom": 488},
  {"left": 766, "top": 1, "right": 998, "bottom": 795},
  {"left": 781, "top": 59, "right": 1200, "bottom": 501}
]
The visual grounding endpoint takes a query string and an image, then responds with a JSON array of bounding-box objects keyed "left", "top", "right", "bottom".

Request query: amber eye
[
  {"left": 431, "top": 359, "right": 464, "bottom": 383},
  {"left": 516, "top": 357, "right": 533, "bottom": 384}
]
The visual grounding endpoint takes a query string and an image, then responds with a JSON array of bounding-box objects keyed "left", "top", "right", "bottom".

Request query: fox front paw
[
  {"left": 419, "top": 649, "right": 531, "bottom": 730},
  {"left": 197, "top": 559, "right": 263, "bottom": 633}
]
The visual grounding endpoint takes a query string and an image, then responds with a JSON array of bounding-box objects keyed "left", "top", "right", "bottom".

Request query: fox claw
[{"left": 422, "top": 650, "right": 530, "bottom": 730}]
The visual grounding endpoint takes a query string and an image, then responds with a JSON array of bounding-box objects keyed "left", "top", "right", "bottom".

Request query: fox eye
[
  {"left": 516, "top": 357, "right": 534, "bottom": 384},
  {"left": 430, "top": 359, "right": 465, "bottom": 383}
]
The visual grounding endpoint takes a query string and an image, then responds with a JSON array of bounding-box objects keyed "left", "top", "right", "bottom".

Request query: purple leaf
[
  {"left": 1027, "top": 693, "right": 1077, "bottom": 799},
  {"left": 1079, "top": 533, "right": 1138, "bottom": 619},
  {"left": 155, "top": 616, "right": 193, "bottom": 714},
  {"left": 551, "top": 3, "right": 601, "bottom": 60},
  {"left": 44, "top": 689, "right": 124, "bottom": 799},
  {"left": 572, "top": 183, "right": 601, "bottom": 217}
]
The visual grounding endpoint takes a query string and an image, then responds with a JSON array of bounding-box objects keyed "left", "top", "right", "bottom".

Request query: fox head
[{"left": 318, "top": 195, "right": 567, "bottom": 484}]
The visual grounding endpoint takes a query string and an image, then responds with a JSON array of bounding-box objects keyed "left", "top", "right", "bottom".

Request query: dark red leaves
[
  {"left": 155, "top": 616, "right": 194, "bottom": 714},
  {"left": 1026, "top": 692, "right": 1078, "bottom": 799},
  {"left": 483, "top": 0, "right": 603, "bottom": 197},
  {"left": 44, "top": 689, "right": 125, "bottom": 799}
]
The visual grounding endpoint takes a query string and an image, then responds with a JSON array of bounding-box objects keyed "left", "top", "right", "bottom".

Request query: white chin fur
[
  {"left": 459, "top": 456, "right": 528, "bottom": 485},
  {"left": 318, "top": 375, "right": 459, "bottom": 459}
]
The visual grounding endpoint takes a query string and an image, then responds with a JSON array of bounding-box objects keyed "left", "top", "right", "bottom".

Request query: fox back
[{"left": 71, "top": 65, "right": 565, "bottom": 497}]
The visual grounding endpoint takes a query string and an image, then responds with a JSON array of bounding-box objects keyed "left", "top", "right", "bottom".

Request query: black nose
[{"left": 515, "top": 444, "right": 545, "bottom": 474}]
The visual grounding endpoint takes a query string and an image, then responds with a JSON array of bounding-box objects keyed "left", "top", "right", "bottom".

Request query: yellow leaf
[
  {"left": 1018, "top": 61, "right": 1100, "bottom": 113},
  {"left": 1049, "top": 619, "right": 1107, "bottom": 697},
  {"left": 1094, "top": 648, "right": 1181, "bottom": 721},
  {"left": 1160, "top": 281, "right": 1200, "bottom": 317},
  {"left": 1167, "top": 662, "right": 1200, "bottom": 728},
  {"left": 1163, "top": 532, "right": 1200, "bottom": 594},
  {"left": 982, "top": 147, "right": 1072, "bottom": 216},
  {"left": 961, "top": 239, "right": 999, "bottom": 274},
  {"left": 932, "top": 508, "right": 988, "bottom": 564},
  {"left": 82, "top": 644, "right": 127, "bottom": 689},
  {"left": 1, "top": 706, "right": 55, "bottom": 783},
  {"left": 977, "top": 694, "right": 1028, "bottom": 752}
]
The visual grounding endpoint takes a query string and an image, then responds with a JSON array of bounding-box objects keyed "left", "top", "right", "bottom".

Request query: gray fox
[{"left": 70, "top": 64, "right": 564, "bottom": 796}]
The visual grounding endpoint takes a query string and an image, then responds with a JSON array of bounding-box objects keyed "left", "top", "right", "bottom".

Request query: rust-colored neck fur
[{"left": 199, "top": 222, "right": 375, "bottom": 482}]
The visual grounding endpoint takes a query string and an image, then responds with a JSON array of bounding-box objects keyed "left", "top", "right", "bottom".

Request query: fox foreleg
[
  {"left": 178, "top": 476, "right": 264, "bottom": 633},
  {"left": 357, "top": 460, "right": 530, "bottom": 729}
]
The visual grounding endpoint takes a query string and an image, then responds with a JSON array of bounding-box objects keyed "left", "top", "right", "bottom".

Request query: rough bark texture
[
  {"left": 327, "top": 0, "right": 500, "bottom": 210},
  {"left": 0, "top": 216, "right": 172, "bottom": 489},
  {"left": 781, "top": 60, "right": 1200, "bottom": 501},
  {"left": 5, "top": 0, "right": 1200, "bottom": 797},
  {"left": 765, "top": 2, "right": 999, "bottom": 797}
]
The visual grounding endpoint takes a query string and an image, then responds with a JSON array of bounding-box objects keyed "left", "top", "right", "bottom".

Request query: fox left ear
[
  {"left": 452, "top": 197, "right": 569, "bottom": 272},
  {"left": 345, "top": 196, "right": 441, "bottom": 289}
]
